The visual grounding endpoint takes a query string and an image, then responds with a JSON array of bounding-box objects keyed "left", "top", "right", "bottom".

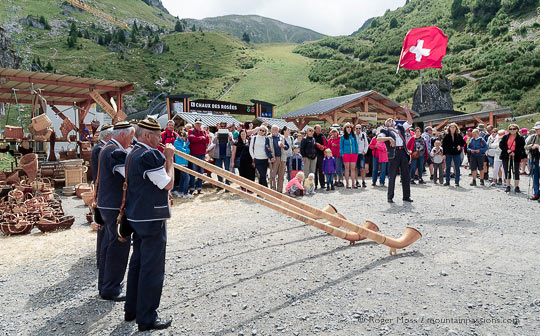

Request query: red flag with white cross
[{"left": 397, "top": 26, "right": 448, "bottom": 71}]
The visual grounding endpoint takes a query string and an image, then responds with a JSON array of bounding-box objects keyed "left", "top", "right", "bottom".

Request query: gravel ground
[{"left": 1, "top": 173, "right": 539, "bottom": 336}]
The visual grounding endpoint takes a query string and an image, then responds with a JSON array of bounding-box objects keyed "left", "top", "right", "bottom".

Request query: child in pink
[
  {"left": 286, "top": 171, "right": 305, "bottom": 197},
  {"left": 369, "top": 135, "right": 388, "bottom": 186}
]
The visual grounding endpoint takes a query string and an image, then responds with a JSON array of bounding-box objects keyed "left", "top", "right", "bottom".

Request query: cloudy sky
[{"left": 162, "top": 0, "right": 406, "bottom": 36}]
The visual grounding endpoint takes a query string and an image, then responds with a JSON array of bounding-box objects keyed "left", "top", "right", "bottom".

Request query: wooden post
[
  {"left": 489, "top": 111, "right": 494, "bottom": 126},
  {"left": 166, "top": 97, "right": 171, "bottom": 120}
]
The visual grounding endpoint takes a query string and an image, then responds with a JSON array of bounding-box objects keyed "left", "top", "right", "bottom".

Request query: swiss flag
[{"left": 398, "top": 26, "right": 448, "bottom": 70}]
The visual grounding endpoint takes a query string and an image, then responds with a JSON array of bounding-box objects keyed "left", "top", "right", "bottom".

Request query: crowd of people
[{"left": 159, "top": 110, "right": 540, "bottom": 203}]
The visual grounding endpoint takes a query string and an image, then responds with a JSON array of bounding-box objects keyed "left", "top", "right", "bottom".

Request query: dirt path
[
  {"left": 1, "top": 177, "right": 539, "bottom": 335},
  {"left": 480, "top": 100, "right": 501, "bottom": 112},
  {"left": 457, "top": 70, "right": 477, "bottom": 82}
]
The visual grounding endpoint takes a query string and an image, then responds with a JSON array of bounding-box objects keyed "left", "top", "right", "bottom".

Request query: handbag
[
  {"left": 116, "top": 147, "right": 143, "bottom": 242},
  {"left": 411, "top": 151, "right": 420, "bottom": 159}
]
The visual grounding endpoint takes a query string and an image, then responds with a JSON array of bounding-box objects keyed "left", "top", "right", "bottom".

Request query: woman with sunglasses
[
  {"left": 249, "top": 126, "right": 272, "bottom": 187},
  {"left": 340, "top": 123, "right": 359, "bottom": 189},
  {"left": 499, "top": 124, "right": 526, "bottom": 193}
]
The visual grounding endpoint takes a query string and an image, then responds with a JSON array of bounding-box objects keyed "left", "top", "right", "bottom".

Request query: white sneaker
[
  {"left": 490, "top": 182, "right": 496, "bottom": 187},
  {"left": 183, "top": 193, "right": 193, "bottom": 199},
  {"left": 171, "top": 191, "right": 181, "bottom": 197}
]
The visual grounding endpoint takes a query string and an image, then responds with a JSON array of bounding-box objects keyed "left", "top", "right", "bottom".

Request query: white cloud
[{"left": 162, "top": 0, "right": 405, "bottom": 36}]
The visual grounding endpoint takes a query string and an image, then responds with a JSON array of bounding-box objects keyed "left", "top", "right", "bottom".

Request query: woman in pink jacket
[{"left": 369, "top": 135, "right": 388, "bottom": 186}]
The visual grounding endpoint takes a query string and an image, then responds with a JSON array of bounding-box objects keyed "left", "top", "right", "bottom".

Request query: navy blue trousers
[
  {"left": 98, "top": 209, "right": 131, "bottom": 298},
  {"left": 388, "top": 149, "right": 411, "bottom": 200},
  {"left": 125, "top": 220, "right": 167, "bottom": 326},
  {"left": 96, "top": 225, "right": 104, "bottom": 269}
]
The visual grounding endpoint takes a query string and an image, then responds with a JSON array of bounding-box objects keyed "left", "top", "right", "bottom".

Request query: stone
[
  {"left": 412, "top": 78, "right": 454, "bottom": 115},
  {"left": 0, "top": 28, "right": 20, "bottom": 69}
]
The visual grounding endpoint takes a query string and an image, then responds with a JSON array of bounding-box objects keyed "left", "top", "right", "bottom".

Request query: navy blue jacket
[
  {"left": 97, "top": 139, "right": 127, "bottom": 211},
  {"left": 91, "top": 140, "right": 107, "bottom": 183},
  {"left": 125, "top": 143, "right": 171, "bottom": 222}
]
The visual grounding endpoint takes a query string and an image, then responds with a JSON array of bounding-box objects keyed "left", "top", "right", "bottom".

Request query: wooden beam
[
  {"left": 332, "top": 110, "right": 338, "bottom": 124},
  {"left": 89, "top": 90, "right": 116, "bottom": 120},
  {"left": 0, "top": 75, "right": 127, "bottom": 92},
  {"left": 364, "top": 100, "right": 369, "bottom": 113},
  {"left": 366, "top": 97, "right": 396, "bottom": 115},
  {"left": 472, "top": 115, "right": 484, "bottom": 124},
  {"left": 489, "top": 111, "right": 494, "bottom": 126},
  {"left": 0, "top": 98, "right": 76, "bottom": 106},
  {"left": 434, "top": 118, "right": 450, "bottom": 131},
  {"left": 0, "top": 88, "right": 89, "bottom": 99},
  {"left": 51, "top": 105, "right": 78, "bottom": 132}
]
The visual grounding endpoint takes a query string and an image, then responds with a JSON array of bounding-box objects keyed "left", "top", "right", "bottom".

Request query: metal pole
[{"left": 420, "top": 70, "right": 423, "bottom": 103}]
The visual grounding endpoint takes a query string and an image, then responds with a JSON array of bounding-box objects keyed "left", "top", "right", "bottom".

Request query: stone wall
[{"left": 0, "top": 27, "right": 20, "bottom": 69}]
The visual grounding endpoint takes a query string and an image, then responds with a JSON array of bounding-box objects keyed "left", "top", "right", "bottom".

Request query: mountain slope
[
  {"left": 182, "top": 15, "right": 326, "bottom": 43},
  {"left": 293, "top": 0, "right": 540, "bottom": 116}
]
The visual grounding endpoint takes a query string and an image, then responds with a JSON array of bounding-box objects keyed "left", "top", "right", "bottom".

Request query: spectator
[
  {"left": 267, "top": 125, "right": 289, "bottom": 192},
  {"left": 354, "top": 124, "right": 369, "bottom": 188},
  {"left": 340, "top": 123, "right": 358, "bottom": 189},
  {"left": 211, "top": 122, "right": 234, "bottom": 188},
  {"left": 322, "top": 148, "right": 337, "bottom": 191},
  {"left": 160, "top": 120, "right": 178, "bottom": 152},
  {"left": 188, "top": 119, "right": 210, "bottom": 194},
  {"left": 430, "top": 140, "right": 444, "bottom": 184},
  {"left": 249, "top": 125, "right": 272, "bottom": 187},
  {"left": 467, "top": 129, "right": 488, "bottom": 186},
  {"left": 442, "top": 123, "right": 466, "bottom": 186},
  {"left": 304, "top": 173, "right": 316, "bottom": 195},
  {"left": 232, "top": 129, "right": 255, "bottom": 190},
  {"left": 327, "top": 128, "right": 343, "bottom": 187},
  {"left": 407, "top": 127, "right": 429, "bottom": 184},
  {"left": 486, "top": 128, "right": 498, "bottom": 179},
  {"left": 172, "top": 132, "right": 192, "bottom": 198},
  {"left": 489, "top": 129, "right": 506, "bottom": 187},
  {"left": 286, "top": 171, "right": 305, "bottom": 197},
  {"left": 422, "top": 126, "right": 434, "bottom": 180},
  {"left": 369, "top": 133, "right": 388, "bottom": 186},
  {"left": 520, "top": 128, "right": 529, "bottom": 175},
  {"left": 294, "top": 131, "right": 305, "bottom": 148},
  {"left": 288, "top": 146, "right": 303, "bottom": 182},
  {"left": 281, "top": 126, "right": 294, "bottom": 182},
  {"left": 524, "top": 124, "right": 540, "bottom": 200},
  {"left": 313, "top": 125, "right": 328, "bottom": 189},
  {"left": 300, "top": 127, "right": 317, "bottom": 181},
  {"left": 499, "top": 124, "right": 526, "bottom": 193}
]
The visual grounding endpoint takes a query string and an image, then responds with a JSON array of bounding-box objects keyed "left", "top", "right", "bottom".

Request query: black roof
[
  {"left": 167, "top": 94, "right": 195, "bottom": 99},
  {"left": 250, "top": 99, "right": 275, "bottom": 106}
]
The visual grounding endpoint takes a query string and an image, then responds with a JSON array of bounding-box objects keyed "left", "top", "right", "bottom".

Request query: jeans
[
  {"left": 445, "top": 154, "right": 461, "bottom": 183},
  {"left": 372, "top": 156, "right": 387, "bottom": 184},
  {"left": 532, "top": 161, "right": 540, "bottom": 196},
  {"left": 254, "top": 159, "right": 269, "bottom": 187},
  {"left": 214, "top": 156, "right": 231, "bottom": 185},
  {"left": 176, "top": 169, "right": 189, "bottom": 194},
  {"left": 335, "top": 157, "right": 343, "bottom": 178},
  {"left": 189, "top": 154, "right": 206, "bottom": 190},
  {"left": 410, "top": 156, "right": 425, "bottom": 180},
  {"left": 325, "top": 173, "right": 334, "bottom": 188}
]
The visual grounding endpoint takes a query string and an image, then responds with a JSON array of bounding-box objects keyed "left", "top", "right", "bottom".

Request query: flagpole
[{"left": 420, "top": 69, "right": 423, "bottom": 103}]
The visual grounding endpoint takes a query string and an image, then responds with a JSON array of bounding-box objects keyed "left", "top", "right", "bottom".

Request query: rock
[
  {"left": 148, "top": 40, "right": 167, "bottom": 55},
  {"left": 251, "top": 329, "right": 257, "bottom": 335},
  {"left": 19, "top": 16, "right": 46, "bottom": 30},
  {"left": 440, "top": 271, "right": 448, "bottom": 276},
  {"left": 61, "top": 2, "right": 84, "bottom": 13},
  {"left": 0, "top": 28, "right": 21, "bottom": 68},
  {"left": 412, "top": 78, "right": 454, "bottom": 114},
  {"left": 108, "top": 42, "right": 126, "bottom": 53}
]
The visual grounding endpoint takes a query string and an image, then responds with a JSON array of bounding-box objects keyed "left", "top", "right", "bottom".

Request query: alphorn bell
[
  {"left": 320, "top": 204, "right": 379, "bottom": 242},
  {"left": 167, "top": 147, "right": 422, "bottom": 254}
]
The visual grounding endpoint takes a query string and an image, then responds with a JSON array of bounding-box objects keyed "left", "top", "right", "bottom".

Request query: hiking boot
[
  {"left": 505, "top": 186, "right": 511, "bottom": 193},
  {"left": 419, "top": 179, "right": 426, "bottom": 184},
  {"left": 362, "top": 181, "right": 367, "bottom": 188},
  {"left": 515, "top": 187, "right": 521, "bottom": 193},
  {"left": 470, "top": 179, "right": 476, "bottom": 186},
  {"left": 480, "top": 179, "right": 485, "bottom": 186},
  {"left": 455, "top": 182, "right": 460, "bottom": 187},
  {"left": 530, "top": 194, "right": 539, "bottom": 201},
  {"left": 443, "top": 182, "right": 450, "bottom": 186},
  {"left": 326, "top": 186, "right": 330, "bottom": 191},
  {"left": 411, "top": 180, "right": 416, "bottom": 185}
]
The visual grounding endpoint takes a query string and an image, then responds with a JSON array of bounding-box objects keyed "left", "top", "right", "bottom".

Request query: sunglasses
[
  {"left": 307, "top": 130, "right": 314, "bottom": 132},
  {"left": 509, "top": 128, "right": 517, "bottom": 131}
]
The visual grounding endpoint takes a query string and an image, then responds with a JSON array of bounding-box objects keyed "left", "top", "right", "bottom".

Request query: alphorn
[{"left": 169, "top": 148, "right": 421, "bottom": 254}]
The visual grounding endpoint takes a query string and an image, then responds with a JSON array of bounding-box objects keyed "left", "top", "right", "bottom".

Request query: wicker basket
[
  {"left": 4, "top": 125, "right": 24, "bottom": 140},
  {"left": 31, "top": 114, "right": 52, "bottom": 132},
  {"left": 37, "top": 215, "right": 74, "bottom": 233},
  {"left": 0, "top": 218, "right": 34, "bottom": 235},
  {"left": 20, "top": 153, "right": 38, "bottom": 182}
]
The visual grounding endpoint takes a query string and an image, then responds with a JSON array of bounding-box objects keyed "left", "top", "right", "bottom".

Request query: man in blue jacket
[{"left": 468, "top": 128, "right": 488, "bottom": 186}]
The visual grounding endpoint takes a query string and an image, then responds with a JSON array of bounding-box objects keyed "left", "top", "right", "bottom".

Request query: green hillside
[
  {"left": 182, "top": 15, "right": 326, "bottom": 44},
  {"left": 293, "top": 0, "right": 540, "bottom": 115}
]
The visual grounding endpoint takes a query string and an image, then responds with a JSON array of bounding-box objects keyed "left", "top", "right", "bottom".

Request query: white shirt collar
[{"left": 110, "top": 138, "right": 126, "bottom": 152}]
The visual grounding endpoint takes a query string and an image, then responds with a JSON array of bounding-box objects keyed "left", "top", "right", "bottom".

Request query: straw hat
[{"left": 138, "top": 118, "right": 161, "bottom": 131}]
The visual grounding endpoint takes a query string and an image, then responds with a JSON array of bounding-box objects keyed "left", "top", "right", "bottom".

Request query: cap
[
  {"left": 194, "top": 118, "right": 203, "bottom": 124},
  {"left": 424, "top": 126, "right": 433, "bottom": 131},
  {"left": 101, "top": 123, "right": 113, "bottom": 131},
  {"left": 497, "top": 129, "right": 505, "bottom": 134},
  {"left": 467, "top": 128, "right": 473, "bottom": 132},
  {"left": 113, "top": 121, "right": 131, "bottom": 130},
  {"left": 330, "top": 128, "right": 338, "bottom": 133},
  {"left": 129, "top": 119, "right": 139, "bottom": 124},
  {"left": 533, "top": 124, "right": 540, "bottom": 130},
  {"left": 331, "top": 124, "right": 340, "bottom": 128},
  {"left": 138, "top": 118, "right": 161, "bottom": 131},
  {"left": 478, "top": 124, "right": 485, "bottom": 130},
  {"left": 521, "top": 128, "right": 528, "bottom": 133}
]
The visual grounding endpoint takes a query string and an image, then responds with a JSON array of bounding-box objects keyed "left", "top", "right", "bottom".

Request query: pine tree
[
  {"left": 389, "top": 17, "right": 398, "bottom": 28},
  {"left": 67, "top": 22, "right": 78, "bottom": 48},
  {"left": 191, "top": 24, "right": 196, "bottom": 32},
  {"left": 242, "top": 32, "right": 250, "bottom": 43},
  {"left": 174, "top": 20, "right": 184, "bottom": 32}
]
